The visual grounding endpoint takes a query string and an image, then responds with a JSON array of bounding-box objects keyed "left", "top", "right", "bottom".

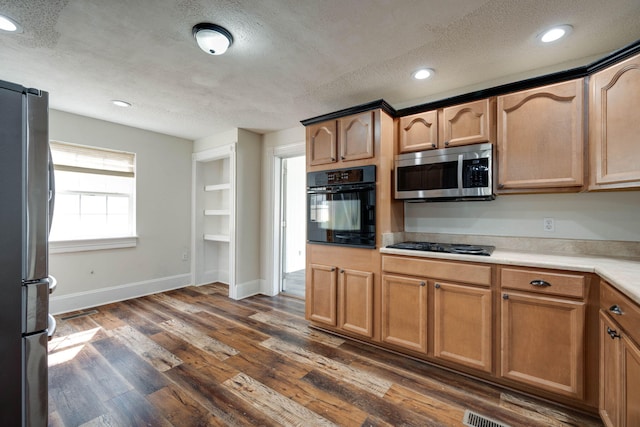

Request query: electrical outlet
[
  {"left": 181, "top": 251, "right": 189, "bottom": 261},
  {"left": 543, "top": 217, "right": 555, "bottom": 232}
]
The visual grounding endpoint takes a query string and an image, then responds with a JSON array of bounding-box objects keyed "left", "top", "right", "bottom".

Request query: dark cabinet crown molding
[{"left": 301, "top": 38, "right": 640, "bottom": 125}]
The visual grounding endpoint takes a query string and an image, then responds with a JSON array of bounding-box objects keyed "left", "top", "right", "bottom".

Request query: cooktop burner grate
[{"left": 386, "top": 242, "right": 495, "bottom": 256}]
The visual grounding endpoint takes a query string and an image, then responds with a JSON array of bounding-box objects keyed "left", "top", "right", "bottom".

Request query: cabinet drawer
[
  {"left": 601, "top": 280, "right": 640, "bottom": 343},
  {"left": 500, "top": 267, "right": 586, "bottom": 299},
  {"left": 382, "top": 256, "right": 491, "bottom": 286}
]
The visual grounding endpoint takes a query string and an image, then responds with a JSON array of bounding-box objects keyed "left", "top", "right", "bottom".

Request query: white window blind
[{"left": 49, "top": 141, "right": 136, "bottom": 244}]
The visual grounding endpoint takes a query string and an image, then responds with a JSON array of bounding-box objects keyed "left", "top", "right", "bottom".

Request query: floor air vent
[
  {"left": 60, "top": 309, "right": 99, "bottom": 321},
  {"left": 463, "top": 410, "right": 511, "bottom": 427}
]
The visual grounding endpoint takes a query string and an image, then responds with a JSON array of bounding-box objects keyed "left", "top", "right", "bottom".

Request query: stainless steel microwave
[{"left": 394, "top": 143, "right": 494, "bottom": 201}]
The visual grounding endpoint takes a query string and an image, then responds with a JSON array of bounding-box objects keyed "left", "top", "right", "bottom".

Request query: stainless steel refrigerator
[{"left": 0, "top": 79, "right": 56, "bottom": 426}]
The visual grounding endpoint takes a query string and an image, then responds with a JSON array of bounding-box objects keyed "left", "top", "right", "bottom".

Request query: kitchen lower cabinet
[
  {"left": 381, "top": 274, "right": 428, "bottom": 353},
  {"left": 307, "top": 261, "right": 375, "bottom": 339},
  {"left": 339, "top": 268, "right": 374, "bottom": 338},
  {"left": 307, "top": 263, "right": 338, "bottom": 326},
  {"left": 433, "top": 281, "right": 492, "bottom": 373},
  {"left": 599, "top": 281, "right": 640, "bottom": 427},
  {"left": 500, "top": 267, "right": 588, "bottom": 399}
]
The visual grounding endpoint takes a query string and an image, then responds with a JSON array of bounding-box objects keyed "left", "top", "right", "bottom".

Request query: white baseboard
[
  {"left": 233, "top": 279, "right": 262, "bottom": 300},
  {"left": 49, "top": 273, "right": 191, "bottom": 315}
]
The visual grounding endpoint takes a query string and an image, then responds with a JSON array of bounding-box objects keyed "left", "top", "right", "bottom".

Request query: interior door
[{"left": 281, "top": 156, "right": 306, "bottom": 297}]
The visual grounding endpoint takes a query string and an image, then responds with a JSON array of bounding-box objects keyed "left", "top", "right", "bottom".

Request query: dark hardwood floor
[{"left": 48, "top": 283, "right": 602, "bottom": 427}]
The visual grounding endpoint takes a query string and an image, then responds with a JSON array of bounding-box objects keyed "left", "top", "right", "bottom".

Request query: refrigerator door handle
[
  {"left": 47, "top": 275, "right": 57, "bottom": 294},
  {"left": 47, "top": 314, "right": 56, "bottom": 340}
]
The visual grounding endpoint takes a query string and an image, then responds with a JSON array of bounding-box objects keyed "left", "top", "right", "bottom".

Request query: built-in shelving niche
[{"left": 192, "top": 145, "right": 236, "bottom": 294}]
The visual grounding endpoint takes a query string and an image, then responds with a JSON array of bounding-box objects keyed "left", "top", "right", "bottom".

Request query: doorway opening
[{"left": 279, "top": 155, "right": 306, "bottom": 298}]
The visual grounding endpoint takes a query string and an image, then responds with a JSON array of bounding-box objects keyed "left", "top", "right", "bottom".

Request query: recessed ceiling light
[
  {"left": 0, "top": 14, "right": 21, "bottom": 32},
  {"left": 413, "top": 68, "right": 434, "bottom": 80},
  {"left": 539, "top": 25, "right": 573, "bottom": 43},
  {"left": 111, "top": 100, "right": 131, "bottom": 108}
]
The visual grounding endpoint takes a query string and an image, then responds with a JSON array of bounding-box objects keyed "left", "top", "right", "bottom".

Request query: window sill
[{"left": 49, "top": 236, "right": 138, "bottom": 253}]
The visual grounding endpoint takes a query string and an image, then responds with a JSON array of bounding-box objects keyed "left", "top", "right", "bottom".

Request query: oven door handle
[{"left": 307, "top": 185, "right": 374, "bottom": 194}]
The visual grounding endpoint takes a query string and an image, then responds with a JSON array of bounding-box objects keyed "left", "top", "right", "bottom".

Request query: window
[{"left": 49, "top": 141, "right": 136, "bottom": 249}]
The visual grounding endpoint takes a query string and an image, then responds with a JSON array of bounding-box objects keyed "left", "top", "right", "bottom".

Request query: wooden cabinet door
[
  {"left": 589, "top": 52, "right": 640, "bottom": 190},
  {"left": 307, "top": 263, "right": 337, "bottom": 326},
  {"left": 338, "top": 268, "right": 374, "bottom": 338},
  {"left": 497, "top": 79, "right": 584, "bottom": 191},
  {"left": 381, "top": 274, "right": 428, "bottom": 353},
  {"left": 399, "top": 110, "right": 438, "bottom": 152},
  {"left": 308, "top": 121, "right": 338, "bottom": 166},
  {"left": 433, "top": 282, "right": 492, "bottom": 373},
  {"left": 500, "top": 291, "right": 585, "bottom": 399},
  {"left": 600, "top": 312, "right": 621, "bottom": 427},
  {"left": 441, "top": 99, "right": 493, "bottom": 147},
  {"left": 338, "top": 112, "right": 374, "bottom": 162},
  {"left": 622, "top": 334, "right": 640, "bottom": 427}
]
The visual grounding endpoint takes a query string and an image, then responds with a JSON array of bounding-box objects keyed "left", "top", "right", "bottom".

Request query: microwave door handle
[{"left": 457, "top": 154, "right": 464, "bottom": 194}]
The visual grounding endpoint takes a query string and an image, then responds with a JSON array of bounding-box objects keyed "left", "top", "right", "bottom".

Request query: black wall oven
[{"left": 307, "top": 165, "right": 376, "bottom": 248}]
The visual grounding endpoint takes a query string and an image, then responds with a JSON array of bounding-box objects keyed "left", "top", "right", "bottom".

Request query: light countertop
[{"left": 380, "top": 246, "right": 640, "bottom": 306}]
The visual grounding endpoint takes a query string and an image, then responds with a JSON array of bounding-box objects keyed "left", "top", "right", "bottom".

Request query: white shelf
[
  {"left": 203, "top": 234, "right": 230, "bottom": 242},
  {"left": 204, "top": 209, "right": 230, "bottom": 216},
  {"left": 205, "top": 183, "right": 231, "bottom": 192}
]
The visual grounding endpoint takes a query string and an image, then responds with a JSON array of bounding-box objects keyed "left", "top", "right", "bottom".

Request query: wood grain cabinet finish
[
  {"left": 432, "top": 281, "right": 492, "bottom": 373},
  {"left": 338, "top": 111, "right": 375, "bottom": 162},
  {"left": 599, "top": 281, "right": 640, "bottom": 427},
  {"left": 307, "top": 121, "right": 338, "bottom": 166},
  {"left": 381, "top": 274, "right": 428, "bottom": 353},
  {"left": 440, "top": 98, "right": 494, "bottom": 148},
  {"left": 497, "top": 79, "right": 584, "bottom": 192},
  {"left": 338, "top": 268, "right": 374, "bottom": 338},
  {"left": 398, "top": 110, "right": 438, "bottom": 153},
  {"left": 589, "top": 52, "right": 640, "bottom": 190},
  {"left": 307, "top": 263, "right": 338, "bottom": 326},
  {"left": 500, "top": 289, "right": 586, "bottom": 399}
]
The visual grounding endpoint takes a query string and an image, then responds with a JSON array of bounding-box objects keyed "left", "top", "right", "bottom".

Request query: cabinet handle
[
  {"left": 330, "top": 267, "right": 336, "bottom": 272},
  {"left": 340, "top": 269, "right": 344, "bottom": 274},
  {"left": 431, "top": 143, "right": 436, "bottom": 148},
  {"left": 530, "top": 279, "right": 551, "bottom": 287},
  {"left": 340, "top": 156, "right": 345, "bottom": 160},
  {"left": 420, "top": 281, "right": 426, "bottom": 287},
  {"left": 607, "top": 326, "right": 621, "bottom": 340},
  {"left": 503, "top": 294, "right": 509, "bottom": 300},
  {"left": 434, "top": 283, "right": 440, "bottom": 289},
  {"left": 330, "top": 157, "right": 336, "bottom": 162},
  {"left": 498, "top": 183, "right": 505, "bottom": 189},
  {"left": 609, "top": 304, "right": 623, "bottom": 315},
  {"left": 444, "top": 141, "right": 449, "bottom": 146}
]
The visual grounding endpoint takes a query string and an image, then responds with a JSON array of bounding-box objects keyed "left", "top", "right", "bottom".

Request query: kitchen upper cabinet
[
  {"left": 307, "top": 112, "right": 375, "bottom": 167},
  {"left": 381, "top": 274, "right": 428, "bottom": 353},
  {"left": 398, "top": 110, "right": 438, "bottom": 153},
  {"left": 440, "top": 98, "right": 494, "bottom": 148},
  {"left": 589, "top": 52, "right": 640, "bottom": 190},
  {"left": 500, "top": 267, "right": 587, "bottom": 399},
  {"left": 497, "top": 79, "right": 585, "bottom": 192},
  {"left": 432, "top": 281, "right": 492, "bottom": 373},
  {"left": 397, "top": 99, "right": 495, "bottom": 154},
  {"left": 599, "top": 280, "right": 640, "bottom": 427},
  {"left": 307, "top": 263, "right": 338, "bottom": 326},
  {"left": 307, "top": 121, "right": 338, "bottom": 166},
  {"left": 339, "top": 111, "right": 374, "bottom": 162}
]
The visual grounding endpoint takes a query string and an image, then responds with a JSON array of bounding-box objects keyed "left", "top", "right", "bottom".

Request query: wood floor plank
[
  {"left": 223, "top": 372, "right": 338, "bottom": 426},
  {"left": 103, "top": 389, "right": 173, "bottom": 427},
  {"left": 146, "top": 384, "right": 227, "bottom": 427},
  {"left": 250, "top": 310, "right": 345, "bottom": 348},
  {"left": 108, "top": 324, "right": 183, "bottom": 372},
  {"left": 158, "top": 318, "right": 239, "bottom": 360}
]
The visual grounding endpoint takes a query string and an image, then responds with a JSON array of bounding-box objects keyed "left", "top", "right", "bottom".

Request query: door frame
[{"left": 268, "top": 142, "right": 305, "bottom": 296}]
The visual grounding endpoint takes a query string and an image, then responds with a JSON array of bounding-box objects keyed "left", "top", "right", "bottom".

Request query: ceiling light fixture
[
  {"left": 413, "top": 68, "right": 434, "bottom": 80},
  {"left": 192, "top": 23, "right": 233, "bottom": 55},
  {"left": 0, "top": 14, "right": 21, "bottom": 32},
  {"left": 539, "top": 25, "right": 573, "bottom": 43},
  {"left": 111, "top": 100, "right": 131, "bottom": 108}
]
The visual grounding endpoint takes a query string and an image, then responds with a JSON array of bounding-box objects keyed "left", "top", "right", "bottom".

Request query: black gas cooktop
[{"left": 386, "top": 241, "right": 495, "bottom": 256}]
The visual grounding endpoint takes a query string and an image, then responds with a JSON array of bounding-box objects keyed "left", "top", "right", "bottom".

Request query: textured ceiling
[{"left": 1, "top": 0, "right": 640, "bottom": 141}]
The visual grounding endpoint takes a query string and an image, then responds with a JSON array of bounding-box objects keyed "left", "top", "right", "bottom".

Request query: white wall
[
  {"left": 49, "top": 110, "right": 193, "bottom": 313},
  {"left": 405, "top": 191, "right": 640, "bottom": 241}
]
